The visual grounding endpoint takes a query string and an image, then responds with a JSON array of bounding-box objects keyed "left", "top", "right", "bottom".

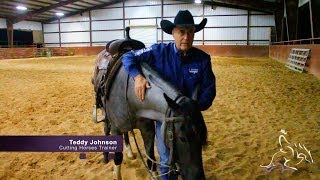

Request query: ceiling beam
[
  {"left": 9, "top": 0, "right": 83, "bottom": 24},
  {"left": 180, "top": 0, "right": 279, "bottom": 14},
  {"left": 212, "top": 0, "right": 279, "bottom": 13},
  {"left": 44, "top": 0, "right": 125, "bottom": 23}
]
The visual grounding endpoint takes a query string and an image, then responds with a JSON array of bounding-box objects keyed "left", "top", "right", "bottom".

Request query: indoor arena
[{"left": 0, "top": 0, "right": 319, "bottom": 179}]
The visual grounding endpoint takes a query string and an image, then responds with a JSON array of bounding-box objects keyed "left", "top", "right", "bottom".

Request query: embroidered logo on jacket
[
  {"left": 189, "top": 68, "right": 199, "bottom": 74},
  {"left": 134, "top": 47, "right": 152, "bottom": 56}
]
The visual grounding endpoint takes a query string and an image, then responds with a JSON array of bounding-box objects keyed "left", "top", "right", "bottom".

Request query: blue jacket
[{"left": 122, "top": 42, "right": 216, "bottom": 111}]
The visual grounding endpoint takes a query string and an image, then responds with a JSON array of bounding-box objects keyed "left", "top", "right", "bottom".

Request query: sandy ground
[{"left": 0, "top": 55, "right": 319, "bottom": 180}]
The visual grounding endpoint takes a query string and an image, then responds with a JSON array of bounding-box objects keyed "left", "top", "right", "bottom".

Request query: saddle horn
[
  {"left": 125, "top": 27, "right": 131, "bottom": 39},
  {"left": 108, "top": 27, "right": 145, "bottom": 56}
]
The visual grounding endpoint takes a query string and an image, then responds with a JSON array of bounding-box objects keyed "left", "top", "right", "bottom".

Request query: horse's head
[{"left": 162, "top": 94, "right": 207, "bottom": 179}]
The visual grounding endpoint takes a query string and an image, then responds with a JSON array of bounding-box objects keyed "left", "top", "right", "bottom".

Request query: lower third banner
[{"left": 0, "top": 136, "right": 123, "bottom": 152}]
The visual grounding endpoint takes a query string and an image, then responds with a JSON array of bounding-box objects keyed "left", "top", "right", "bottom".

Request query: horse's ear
[{"left": 163, "top": 94, "right": 179, "bottom": 110}]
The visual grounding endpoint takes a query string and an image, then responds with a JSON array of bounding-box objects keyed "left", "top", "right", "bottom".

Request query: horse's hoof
[
  {"left": 113, "top": 165, "right": 122, "bottom": 180},
  {"left": 126, "top": 150, "right": 136, "bottom": 160},
  {"left": 126, "top": 153, "right": 136, "bottom": 160},
  {"left": 102, "top": 152, "right": 109, "bottom": 164},
  {"left": 124, "top": 144, "right": 136, "bottom": 160},
  {"left": 102, "top": 157, "right": 109, "bottom": 164}
]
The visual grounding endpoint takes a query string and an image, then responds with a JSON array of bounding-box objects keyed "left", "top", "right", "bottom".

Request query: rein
[{"left": 163, "top": 106, "right": 185, "bottom": 176}]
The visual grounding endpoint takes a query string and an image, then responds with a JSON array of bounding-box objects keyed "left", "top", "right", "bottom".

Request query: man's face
[{"left": 172, "top": 26, "right": 195, "bottom": 53}]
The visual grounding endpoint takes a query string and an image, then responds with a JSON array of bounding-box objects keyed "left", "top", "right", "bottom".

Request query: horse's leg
[
  {"left": 102, "top": 116, "right": 111, "bottom": 164},
  {"left": 138, "top": 121, "right": 158, "bottom": 178},
  {"left": 111, "top": 127, "right": 123, "bottom": 180},
  {"left": 123, "top": 132, "right": 135, "bottom": 159}
]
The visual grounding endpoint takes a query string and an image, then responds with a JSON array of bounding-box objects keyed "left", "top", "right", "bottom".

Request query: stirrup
[{"left": 92, "top": 105, "right": 105, "bottom": 123}]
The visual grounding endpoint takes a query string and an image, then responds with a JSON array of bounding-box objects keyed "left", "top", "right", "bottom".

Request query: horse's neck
[
  {"left": 141, "top": 62, "right": 181, "bottom": 101},
  {"left": 126, "top": 77, "right": 168, "bottom": 120},
  {"left": 125, "top": 63, "right": 181, "bottom": 121}
]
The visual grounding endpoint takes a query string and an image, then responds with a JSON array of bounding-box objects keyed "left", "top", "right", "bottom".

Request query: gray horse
[
  {"left": 92, "top": 30, "right": 158, "bottom": 179},
  {"left": 106, "top": 60, "right": 208, "bottom": 179}
]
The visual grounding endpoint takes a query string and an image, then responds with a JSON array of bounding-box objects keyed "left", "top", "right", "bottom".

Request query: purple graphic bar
[{"left": 0, "top": 136, "right": 123, "bottom": 152}]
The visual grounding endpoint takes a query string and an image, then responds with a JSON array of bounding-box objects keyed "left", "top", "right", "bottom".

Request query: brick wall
[
  {"left": 0, "top": 45, "right": 269, "bottom": 60},
  {"left": 197, "top": 45, "right": 269, "bottom": 57},
  {"left": 0, "top": 48, "right": 37, "bottom": 59}
]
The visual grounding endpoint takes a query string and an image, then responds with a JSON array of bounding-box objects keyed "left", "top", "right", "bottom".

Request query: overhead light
[
  {"left": 195, "top": 0, "right": 202, "bottom": 4},
  {"left": 55, "top": 12, "right": 64, "bottom": 17},
  {"left": 16, "top": 6, "right": 27, "bottom": 11}
]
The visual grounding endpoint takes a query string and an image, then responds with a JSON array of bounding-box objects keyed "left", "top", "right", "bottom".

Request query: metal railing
[{"left": 271, "top": 38, "right": 320, "bottom": 45}]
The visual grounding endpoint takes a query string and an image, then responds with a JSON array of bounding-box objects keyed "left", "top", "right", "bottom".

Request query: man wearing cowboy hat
[{"left": 122, "top": 10, "right": 216, "bottom": 179}]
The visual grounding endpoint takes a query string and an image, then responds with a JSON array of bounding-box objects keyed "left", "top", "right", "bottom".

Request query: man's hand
[{"left": 134, "top": 74, "right": 151, "bottom": 101}]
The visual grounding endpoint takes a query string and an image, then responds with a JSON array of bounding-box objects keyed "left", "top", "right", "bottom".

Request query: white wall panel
[
  {"left": 45, "top": 44, "right": 60, "bottom": 47},
  {"left": 204, "top": 6, "right": 247, "bottom": 15},
  {"left": 14, "top": 21, "right": 42, "bottom": 31},
  {"left": 127, "top": 19, "right": 157, "bottom": 26},
  {"left": 204, "top": 41, "right": 247, "bottom": 45},
  {"left": 92, "top": 20, "right": 123, "bottom": 30},
  {"left": 60, "top": 22, "right": 90, "bottom": 32},
  {"left": 44, "top": 33, "right": 60, "bottom": 43},
  {"left": 163, "top": 4, "right": 203, "bottom": 17},
  {"left": 92, "top": 31, "right": 124, "bottom": 42},
  {"left": 91, "top": 8, "right": 123, "bottom": 20},
  {"left": 249, "top": 27, "right": 271, "bottom": 40},
  {"left": 125, "top": 0, "right": 162, "bottom": 6},
  {"left": 163, "top": 0, "right": 184, "bottom": 5},
  {"left": 130, "top": 27, "right": 157, "bottom": 46},
  {"left": 157, "top": 17, "right": 205, "bottom": 27},
  {"left": 157, "top": 29, "right": 163, "bottom": 41},
  {"left": 61, "top": 32, "right": 90, "bottom": 43},
  {"left": 195, "top": 30, "right": 203, "bottom": 40},
  {"left": 250, "top": 15, "right": 275, "bottom": 26},
  {"left": 125, "top": 6, "right": 161, "bottom": 18},
  {"left": 106, "top": 2, "right": 123, "bottom": 8},
  {"left": 162, "top": 31, "right": 174, "bottom": 41},
  {"left": 205, "top": 28, "right": 247, "bottom": 40},
  {"left": 193, "top": 41, "right": 203, "bottom": 45},
  {"left": 43, "top": 24, "right": 59, "bottom": 32},
  {"left": 0, "top": 18, "right": 6, "bottom": 28},
  {"left": 158, "top": 17, "right": 174, "bottom": 26},
  {"left": 161, "top": 29, "right": 203, "bottom": 41},
  {"left": 61, "top": 43, "right": 90, "bottom": 47},
  {"left": 206, "top": 16, "right": 247, "bottom": 27},
  {"left": 40, "top": 1, "right": 275, "bottom": 47},
  {"left": 60, "top": 12, "right": 90, "bottom": 22},
  {"left": 92, "top": 42, "right": 109, "bottom": 46}
]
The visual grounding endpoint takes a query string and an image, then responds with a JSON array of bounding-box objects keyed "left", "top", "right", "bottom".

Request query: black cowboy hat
[{"left": 160, "top": 10, "right": 207, "bottom": 35}]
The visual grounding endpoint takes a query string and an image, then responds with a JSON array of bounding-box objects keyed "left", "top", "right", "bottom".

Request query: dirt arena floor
[{"left": 0, "top": 55, "right": 319, "bottom": 179}]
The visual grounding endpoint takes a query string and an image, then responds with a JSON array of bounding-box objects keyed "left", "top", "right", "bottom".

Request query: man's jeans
[{"left": 156, "top": 121, "right": 178, "bottom": 180}]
